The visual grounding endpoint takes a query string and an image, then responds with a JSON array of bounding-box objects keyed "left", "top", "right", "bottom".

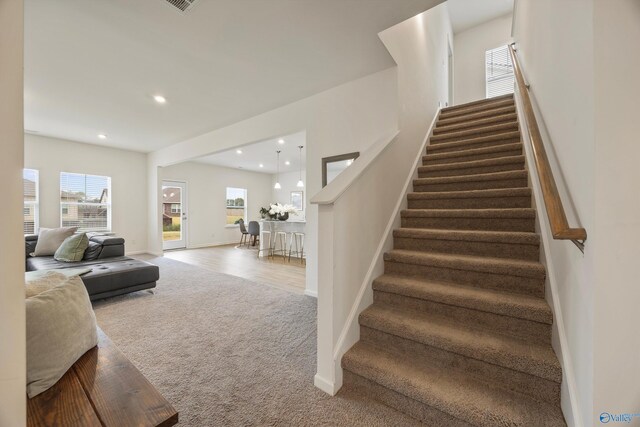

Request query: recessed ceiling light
[
  {"left": 98, "top": 134, "right": 107, "bottom": 140},
  {"left": 259, "top": 164, "right": 264, "bottom": 168},
  {"left": 285, "top": 161, "right": 290, "bottom": 166},
  {"left": 236, "top": 149, "right": 243, "bottom": 154},
  {"left": 278, "top": 139, "right": 285, "bottom": 145},
  {"left": 153, "top": 95, "right": 167, "bottom": 104}
]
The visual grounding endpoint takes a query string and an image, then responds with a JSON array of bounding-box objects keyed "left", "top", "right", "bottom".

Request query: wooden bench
[{"left": 27, "top": 328, "right": 178, "bottom": 427}]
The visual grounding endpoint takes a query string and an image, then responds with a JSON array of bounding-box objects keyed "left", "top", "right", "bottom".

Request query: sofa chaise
[{"left": 25, "top": 234, "right": 159, "bottom": 301}]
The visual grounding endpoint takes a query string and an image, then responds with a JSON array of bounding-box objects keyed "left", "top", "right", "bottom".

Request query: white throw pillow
[
  {"left": 32, "top": 227, "right": 78, "bottom": 257},
  {"left": 26, "top": 275, "right": 98, "bottom": 398}
]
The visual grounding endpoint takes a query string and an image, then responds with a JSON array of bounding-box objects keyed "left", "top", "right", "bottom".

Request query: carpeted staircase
[{"left": 341, "top": 94, "right": 567, "bottom": 426}]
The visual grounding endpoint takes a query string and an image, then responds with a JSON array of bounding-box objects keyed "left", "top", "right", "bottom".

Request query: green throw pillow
[{"left": 54, "top": 233, "right": 89, "bottom": 262}]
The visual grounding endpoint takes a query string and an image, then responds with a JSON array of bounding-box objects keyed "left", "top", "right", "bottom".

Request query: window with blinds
[
  {"left": 60, "top": 172, "right": 111, "bottom": 232},
  {"left": 486, "top": 45, "right": 515, "bottom": 98},
  {"left": 23, "top": 169, "right": 39, "bottom": 234}
]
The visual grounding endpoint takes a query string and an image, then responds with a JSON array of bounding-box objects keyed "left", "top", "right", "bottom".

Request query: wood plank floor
[{"left": 163, "top": 244, "right": 306, "bottom": 294}]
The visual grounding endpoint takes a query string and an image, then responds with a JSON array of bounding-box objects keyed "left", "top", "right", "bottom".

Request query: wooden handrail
[{"left": 508, "top": 44, "right": 587, "bottom": 251}]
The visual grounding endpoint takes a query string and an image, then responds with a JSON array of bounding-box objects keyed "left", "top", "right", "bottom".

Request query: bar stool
[
  {"left": 257, "top": 230, "right": 272, "bottom": 259},
  {"left": 288, "top": 232, "right": 305, "bottom": 264},
  {"left": 272, "top": 231, "right": 289, "bottom": 261}
]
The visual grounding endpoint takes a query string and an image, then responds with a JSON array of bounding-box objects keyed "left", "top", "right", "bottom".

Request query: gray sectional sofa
[{"left": 25, "top": 234, "right": 159, "bottom": 301}]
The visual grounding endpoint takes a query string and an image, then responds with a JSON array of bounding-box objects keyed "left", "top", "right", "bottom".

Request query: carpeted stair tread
[
  {"left": 414, "top": 170, "right": 528, "bottom": 187},
  {"left": 384, "top": 249, "right": 545, "bottom": 280},
  {"left": 413, "top": 170, "right": 527, "bottom": 187},
  {"left": 360, "top": 303, "right": 561, "bottom": 382},
  {"left": 401, "top": 207, "right": 535, "bottom": 219},
  {"left": 407, "top": 187, "right": 531, "bottom": 209},
  {"left": 342, "top": 341, "right": 566, "bottom": 427},
  {"left": 373, "top": 273, "right": 552, "bottom": 324},
  {"left": 440, "top": 99, "right": 515, "bottom": 120},
  {"left": 427, "top": 131, "right": 521, "bottom": 154},
  {"left": 423, "top": 142, "right": 523, "bottom": 163},
  {"left": 437, "top": 105, "right": 516, "bottom": 127},
  {"left": 430, "top": 122, "right": 519, "bottom": 143},
  {"left": 393, "top": 227, "right": 539, "bottom": 245},
  {"left": 407, "top": 187, "right": 531, "bottom": 201},
  {"left": 419, "top": 155, "right": 525, "bottom": 173},
  {"left": 434, "top": 113, "right": 518, "bottom": 134},
  {"left": 441, "top": 94, "right": 514, "bottom": 113}
]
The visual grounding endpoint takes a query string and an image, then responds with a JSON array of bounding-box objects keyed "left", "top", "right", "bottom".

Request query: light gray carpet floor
[{"left": 93, "top": 256, "right": 420, "bottom": 426}]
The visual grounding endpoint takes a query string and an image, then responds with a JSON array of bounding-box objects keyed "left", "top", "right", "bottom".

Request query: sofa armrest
[
  {"left": 26, "top": 235, "right": 38, "bottom": 260},
  {"left": 89, "top": 235, "right": 125, "bottom": 258},
  {"left": 89, "top": 235, "right": 125, "bottom": 246}
]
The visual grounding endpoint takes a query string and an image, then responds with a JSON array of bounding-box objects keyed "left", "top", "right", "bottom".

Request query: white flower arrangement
[{"left": 269, "top": 203, "right": 298, "bottom": 216}]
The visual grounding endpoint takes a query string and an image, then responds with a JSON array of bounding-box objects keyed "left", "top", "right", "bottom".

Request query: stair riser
[
  {"left": 401, "top": 216, "right": 536, "bottom": 233},
  {"left": 440, "top": 100, "right": 515, "bottom": 120},
  {"left": 342, "top": 371, "right": 473, "bottom": 427},
  {"left": 373, "top": 291, "right": 551, "bottom": 345},
  {"left": 384, "top": 260, "right": 544, "bottom": 297},
  {"left": 408, "top": 195, "right": 531, "bottom": 210},
  {"left": 437, "top": 107, "right": 516, "bottom": 127},
  {"left": 427, "top": 136, "right": 521, "bottom": 154},
  {"left": 434, "top": 115, "right": 518, "bottom": 135},
  {"left": 423, "top": 148, "right": 523, "bottom": 165},
  {"left": 393, "top": 235, "right": 540, "bottom": 261},
  {"left": 418, "top": 162, "right": 525, "bottom": 178},
  {"left": 431, "top": 124, "right": 519, "bottom": 144},
  {"left": 413, "top": 177, "right": 528, "bottom": 193},
  {"left": 358, "top": 327, "right": 560, "bottom": 406}
]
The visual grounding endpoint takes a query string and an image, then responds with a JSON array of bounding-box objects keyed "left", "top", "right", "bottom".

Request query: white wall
[
  {"left": 593, "top": 1, "right": 640, "bottom": 424},
  {"left": 311, "top": 1, "right": 451, "bottom": 394},
  {"left": 24, "top": 134, "right": 149, "bottom": 254},
  {"left": 271, "top": 170, "right": 307, "bottom": 222},
  {"left": 0, "top": 0, "right": 26, "bottom": 424},
  {"left": 453, "top": 13, "right": 513, "bottom": 105},
  {"left": 160, "top": 161, "right": 273, "bottom": 248},
  {"left": 148, "top": 67, "right": 400, "bottom": 296},
  {"left": 513, "top": 1, "right": 595, "bottom": 425}
]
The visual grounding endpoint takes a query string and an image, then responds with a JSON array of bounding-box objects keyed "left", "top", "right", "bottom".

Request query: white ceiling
[
  {"left": 447, "top": 0, "right": 513, "bottom": 34},
  {"left": 196, "top": 131, "right": 306, "bottom": 175},
  {"left": 25, "top": 0, "right": 442, "bottom": 153}
]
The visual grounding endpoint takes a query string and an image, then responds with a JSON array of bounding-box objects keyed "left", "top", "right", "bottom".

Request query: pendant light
[
  {"left": 274, "top": 150, "right": 282, "bottom": 190},
  {"left": 296, "top": 145, "right": 304, "bottom": 188}
]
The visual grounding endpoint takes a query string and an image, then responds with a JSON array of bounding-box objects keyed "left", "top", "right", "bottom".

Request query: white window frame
[
  {"left": 485, "top": 45, "right": 515, "bottom": 99},
  {"left": 225, "top": 187, "right": 248, "bottom": 227},
  {"left": 60, "top": 172, "right": 112, "bottom": 232},
  {"left": 23, "top": 169, "right": 39, "bottom": 235},
  {"left": 170, "top": 204, "right": 181, "bottom": 214}
]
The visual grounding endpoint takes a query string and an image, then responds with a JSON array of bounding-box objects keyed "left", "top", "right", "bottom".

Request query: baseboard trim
[
  {"left": 187, "top": 241, "right": 239, "bottom": 249},
  {"left": 314, "top": 373, "right": 337, "bottom": 396},
  {"left": 125, "top": 250, "right": 148, "bottom": 256},
  {"left": 304, "top": 289, "right": 317, "bottom": 298}
]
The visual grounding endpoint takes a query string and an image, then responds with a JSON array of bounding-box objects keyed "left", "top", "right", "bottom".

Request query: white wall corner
[{"left": 304, "top": 289, "right": 317, "bottom": 298}]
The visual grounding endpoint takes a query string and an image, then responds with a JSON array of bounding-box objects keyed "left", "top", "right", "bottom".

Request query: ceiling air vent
[{"left": 164, "top": 0, "right": 199, "bottom": 13}]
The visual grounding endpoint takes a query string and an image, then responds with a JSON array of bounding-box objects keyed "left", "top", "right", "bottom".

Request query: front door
[{"left": 162, "top": 181, "right": 187, "bottom": 250}]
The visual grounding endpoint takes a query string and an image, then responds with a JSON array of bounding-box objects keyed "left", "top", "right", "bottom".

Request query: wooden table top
[{"left": 27, "top": 328, "right": 178, "bottom": 427}]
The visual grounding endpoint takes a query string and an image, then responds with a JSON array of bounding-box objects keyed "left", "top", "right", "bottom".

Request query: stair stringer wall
[{"left": 329, "top": 109, "right": 441, "bottom": 392}]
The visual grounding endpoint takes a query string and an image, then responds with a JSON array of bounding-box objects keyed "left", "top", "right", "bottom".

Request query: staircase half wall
[{"left": 310, "top": 2, "right": 452, "bottom": 395}]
